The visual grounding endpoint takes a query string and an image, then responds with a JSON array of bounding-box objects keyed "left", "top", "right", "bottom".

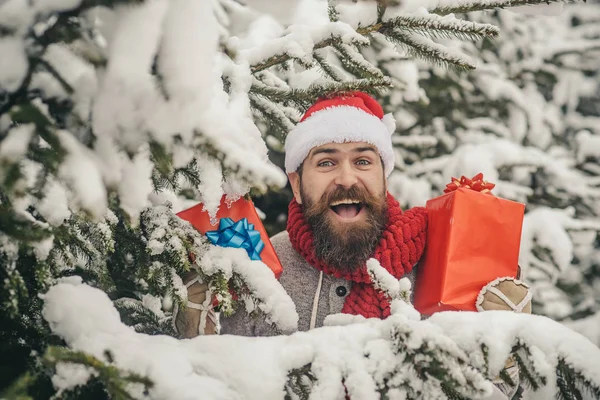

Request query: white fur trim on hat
[
  {"left": 285, "top": 106, "right": 395, "bottom": 176},
  {"left": 382, "top": 113, "right": 396, "bottom": 134}
]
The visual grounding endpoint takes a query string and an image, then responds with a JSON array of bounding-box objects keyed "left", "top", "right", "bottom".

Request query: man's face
[{"left": 288, "top": 141, "right": 388, "bottom": 272}]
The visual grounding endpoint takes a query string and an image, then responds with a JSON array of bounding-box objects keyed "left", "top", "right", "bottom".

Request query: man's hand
[
  {"left": 476, "top": 277, "right": 532, "bottom": 313},
  {"left": 476, "top": 276, "right": 532, "bottom": 399},
  {"left": 173, "top": 271, "right": 217, "bottom": 338}
]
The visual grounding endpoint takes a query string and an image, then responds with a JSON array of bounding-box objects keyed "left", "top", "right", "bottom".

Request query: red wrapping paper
[
  {"left": 413, "top": 174, "right": 525, "bottom": 315},
  {"left": 177, "top": 196, "right": 283, "bottom": 279}
]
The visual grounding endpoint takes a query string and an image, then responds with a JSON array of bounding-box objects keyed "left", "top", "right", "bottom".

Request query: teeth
[{"left": 330, "top": 199, "right": 361, "bottom": 206}]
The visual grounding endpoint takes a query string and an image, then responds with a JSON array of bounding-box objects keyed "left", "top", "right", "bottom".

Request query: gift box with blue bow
[{"left": 177, "top": 195, "right": 283, "bottom": 278}]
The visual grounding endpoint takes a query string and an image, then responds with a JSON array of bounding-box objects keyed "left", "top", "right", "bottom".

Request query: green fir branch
[
  {"left": 499, "top": 366, "right": 517, "bottom": 388},
  {"left": 44, "top": 346, "right": 153, "bottom": 400},
  {"left": 249, "top": 95, "right": 297, "bottom": 141},
  {"left": 333, "top": 43, "right": 386, "bottom": 79},
  {"left": 327, "top": 2, "right": 339, "bottom": 22},
  {"left": 250, "top": 37, "right": 339, "bottom": 74},
  {"left": 114, "top": 298, "right": 175, "bottom": 336},
  {"left": 481, "top": 343, "right": 491, "bottom": 376},
  {"left": 249, "top": 7, "right": 497, "bottom": 74},
  {"left": 0, "top": 372, "right": 35, "bottom": 400},
  {"left": 285, "top": 363, "right": 317, "bottom": 400},
  {"left": 384, "top": 28, "right": 476, "bottom": 70},
  {"left": 10, "top": 104, "right": 67, "bottom": 169},
  {"left": 387, "top": 15, "right": 499, "bottom": 42},
  {"left": 513, "top": 350, "right": 543, "bottom": 391},
  {"left": 313, "top": 50, "right": 346, "bottom": 82},
  {"left": 556, "top": 358, "right": 600, "bottom": 400},
  {"left": 430, "top": 0, "right": 576, "bottom": 16},
  {"left": 191, "top": 135, "right": 259, "bottom": 189},
  {"left": 37, "top": 58, "right": 75, "bottom": 95},
  {"left": 251, "top": 77, "right": 391, "bottom": 111},
  {"left": 0, "top": 207, "right": 53, "bottom": 243}
]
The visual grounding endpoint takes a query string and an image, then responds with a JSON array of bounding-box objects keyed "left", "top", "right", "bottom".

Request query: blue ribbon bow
[{"left": 206, "top": 218, "right": 265, "bottom": 260}]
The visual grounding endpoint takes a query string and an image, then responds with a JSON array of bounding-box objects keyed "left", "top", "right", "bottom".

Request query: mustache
[
  {"left": 323, "top": 185, "right": 380, "bottom": 207},
  {"left": 302, "top": 184, "right": 386, "bottom": 226}
]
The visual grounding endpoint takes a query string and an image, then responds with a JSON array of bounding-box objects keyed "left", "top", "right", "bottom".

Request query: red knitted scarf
[{"left": 287, "top": 193, "right": 428, "bottom": 319}]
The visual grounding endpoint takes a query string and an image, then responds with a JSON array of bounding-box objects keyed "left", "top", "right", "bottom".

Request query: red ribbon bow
[{"left": 444, "top": 173, "right": 495, "bottom": 194}]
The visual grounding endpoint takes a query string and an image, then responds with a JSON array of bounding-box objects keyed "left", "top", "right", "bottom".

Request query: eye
[
  {"left": 317, "top": 160, "right": 334, "bottom": 167},
  {"left": 356, "top": 159, "right": 371, "bottom": 166}
]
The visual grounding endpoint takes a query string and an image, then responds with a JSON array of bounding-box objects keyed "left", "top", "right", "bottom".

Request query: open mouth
[{"left": 330, "top": 199, "right": 364, "bottom": 220}]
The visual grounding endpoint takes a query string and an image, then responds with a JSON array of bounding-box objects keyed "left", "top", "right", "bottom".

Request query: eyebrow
[
  {"left": 309, "top": 145, "right": 378, "bottom": 159},
  {"left": 353, "top": 146, "right": 378, "bottom": 154},
  {"left": 309, "top": 147, "right": 338, "bottom": 159}
]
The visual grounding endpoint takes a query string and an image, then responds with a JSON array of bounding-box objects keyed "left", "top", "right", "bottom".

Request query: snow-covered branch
[
  {"left": 416, "top": 0, "right": 579, "bottom": 16},
  {"left": 42, "top": 280, "right": 600, "bottom": 399}
]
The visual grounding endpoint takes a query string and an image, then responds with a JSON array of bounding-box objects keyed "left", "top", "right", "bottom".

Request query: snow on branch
[
  {"left": 43, "top": 346, "right": 153, "bottom": 398},
  {"left": 385, "top": 28, "right": 477, "bottom": 70},
  {"left": 198, "top": 246, "right": 298, "bottom": 333},
  {"left": 42, "top": 280, "right": 600, "bottom": 399},
  {"left": 404, "top": 0, "right": 580, "bottom": 16},
  {"left": 241, "top": 22, "right": 368, "bottom": 73},
  {"left": 429, "top": 310, "right": 600, "bottom": 398},
  {"left": 243, "top": 3, "right": 500, "bottom": 75},
  {"left": 251, "top": 77, "right": 392, "bottom": 110},
  {"left": 332, "top": 42, "right": 386, "bottom": 79},
  {"left": 386, "top": 13, "right": 500, "bottom": 42}
]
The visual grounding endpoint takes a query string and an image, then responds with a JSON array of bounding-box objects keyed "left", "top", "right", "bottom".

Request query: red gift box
[
  {"left": 177, "top": 196, "right": 283, "bottom": 279},
  {"left": 413, "top": 174, "right": 525, "bottom": 315}
]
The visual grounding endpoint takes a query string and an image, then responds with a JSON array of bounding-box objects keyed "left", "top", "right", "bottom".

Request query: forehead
[{"left": 308, "top": 141, "right": 376, "bottom": 157}]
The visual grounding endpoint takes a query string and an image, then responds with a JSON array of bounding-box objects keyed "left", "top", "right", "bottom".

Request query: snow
[
  {"left": 142, "top": 294, "right": 166, "bottom": 319},
  {"left": 117, "top": 150, "right": 154, "bottom": 222},
  {"left": 520, "top": 208, "right": 574, "bottom": 276},
  {"left": 510, "top": 3, "right": 564, "bottom": 16},
  {"left": 238, "top": 21, "right": 369, "bottom": 68},
  {"left": 32, "top": 236, "right": 54, "bottom": 262},
  {"left": 575, "top": 130, "right": 600, "bottom": 163},
  {"left": 198, "top": 246, "right": 298, "bottom": 333},
  {"left": 429, "top": 310, "right": 600, "bottom": 394},
  {"left": 1, "top": 0, "right": 599, "bottom": 398},
  {"left": 158, "top": 0, "right": 218, "bottom": 113},
  {"left": 170, "top": 269, "right": 187, "bottom": 305},
  {"left": 396, "top": 29, "right": 477, "bottom": 69},
  {"left": 51, "top": 362, "right": 96, "bottom": 397},
  {"left": 335, "top": 2, "right": 379, "bottom": 29},
  {"left": 43, "top": 43, "right": 98, "bottom": 121},
  {"left": 43, "top": 280, "right": 600, "bottom": 400},
  {"left": 387, "top": 174, "right": 433, "bottom": 208},
  {"left": 196, "top": 156, "right": 224, "bottom": 221},
  {"left": 92, "top": 0, "right": 168, "bottom": 153},
  {"left": 0, "top": 123, "right": 34, "bottom": 162},
  {"left": 55, "top": 130, "right": 107, "bottom": 220},
  {"left": 0, "top": 37, "right": 28, "bottom": 92},
  {"left": 366, "top": 258, "right": 406, "bottom": 301},
  {"left": 564, "top": 312, "right": 600, "bottom": 347}
]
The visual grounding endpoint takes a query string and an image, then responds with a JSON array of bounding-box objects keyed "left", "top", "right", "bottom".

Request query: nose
[{"left": 334, "top": 161, "right": 358, "bottom": 188}]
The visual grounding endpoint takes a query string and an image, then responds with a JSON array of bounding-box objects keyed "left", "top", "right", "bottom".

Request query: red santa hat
[{"left": 284, "top": 91, "right": 396, "bottom": 176}]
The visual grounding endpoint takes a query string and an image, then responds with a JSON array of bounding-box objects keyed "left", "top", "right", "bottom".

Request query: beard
[{"left": 300, "top": 183, "right": 388, "bottom": 273}]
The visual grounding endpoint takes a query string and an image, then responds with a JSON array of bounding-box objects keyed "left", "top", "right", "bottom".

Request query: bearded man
[{"left": 175, "top": 92, "right": 530, "bottom": 398}]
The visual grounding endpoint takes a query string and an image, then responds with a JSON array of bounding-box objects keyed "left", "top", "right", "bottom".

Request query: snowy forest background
[{"left": 1, "top": 0, "right": 600, "bottom": 399}]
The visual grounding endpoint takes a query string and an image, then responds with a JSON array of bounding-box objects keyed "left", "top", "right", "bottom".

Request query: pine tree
[
  {"left": 1, "top": 0, "right": 598, "bottom": 399},
  {"left": 371, "top": 3, "right": 600, "bottom": 342}
]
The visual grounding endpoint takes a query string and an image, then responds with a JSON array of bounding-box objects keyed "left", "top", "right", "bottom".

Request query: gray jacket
[{"left": 220, "top": 230, "right": 416, "bottom": 336}]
